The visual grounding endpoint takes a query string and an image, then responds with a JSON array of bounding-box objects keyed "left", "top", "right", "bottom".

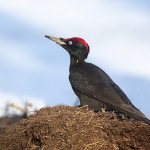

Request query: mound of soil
[
  {"left": 0, "top": 114, "right": 26, "bottom": 128},
  {"left": 0, "top": 106, "right": 150, "bottom": 150}
]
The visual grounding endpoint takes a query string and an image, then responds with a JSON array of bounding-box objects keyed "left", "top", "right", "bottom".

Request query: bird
[{"left": 45, "top": 35, "right": 150, "bottom": 125}]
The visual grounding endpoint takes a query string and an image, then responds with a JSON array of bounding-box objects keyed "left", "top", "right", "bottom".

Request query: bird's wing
[{"left": 69, "top": 62, "right": 145, "bottom": 117}]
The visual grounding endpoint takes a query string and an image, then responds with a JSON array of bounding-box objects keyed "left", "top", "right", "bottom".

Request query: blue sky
[{"left": 0, "top": 0, "right": 150, "bottom": 117}]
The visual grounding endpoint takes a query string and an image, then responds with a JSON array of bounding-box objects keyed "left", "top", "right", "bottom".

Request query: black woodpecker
[{"left": 45, "top": 35, "right": 150, "bottom": 125}]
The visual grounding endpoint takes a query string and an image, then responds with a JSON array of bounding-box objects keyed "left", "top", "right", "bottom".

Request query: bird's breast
[{"left": 69, "top": 69, "right": 89, "bottom": 91}]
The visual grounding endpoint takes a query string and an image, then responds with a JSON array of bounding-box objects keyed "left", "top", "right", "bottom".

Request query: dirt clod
[{"left": 0, "top": 106, "right": 150, "bottom": 150}]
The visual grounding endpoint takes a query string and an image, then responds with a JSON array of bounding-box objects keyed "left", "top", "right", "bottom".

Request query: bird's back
[{"left": 69, "top": 61, "right": 150, "bottom": 124}]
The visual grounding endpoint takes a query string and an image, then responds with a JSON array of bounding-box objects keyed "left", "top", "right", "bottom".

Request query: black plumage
[{"left": 45, "top": 35, "right": 150, "bottom": 125}]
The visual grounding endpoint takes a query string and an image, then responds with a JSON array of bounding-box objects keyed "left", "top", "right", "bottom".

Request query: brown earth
[
  {"left": 0, "top": 106, "right": 150, "bottom": 150},
  {"left": 0, "top": 114, "right": 27, "bottom": 128}
]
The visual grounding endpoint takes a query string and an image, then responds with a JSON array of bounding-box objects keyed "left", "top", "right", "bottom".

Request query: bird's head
[{"left": 45, "top": 35, "right": 90, "bottom": 62}]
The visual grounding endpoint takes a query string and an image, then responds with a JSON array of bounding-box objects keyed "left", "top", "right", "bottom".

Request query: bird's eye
[{"left": 68, "top": 41, "right": 73, "bottom": 45}]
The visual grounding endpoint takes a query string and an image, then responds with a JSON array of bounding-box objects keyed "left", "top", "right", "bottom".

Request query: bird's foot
[
  {"left": 77, "top": 105, "right": 89, "bottom": 110},
  {"left": 101, "top": 107, "right": 106, "bottom": 113},
  {"left": 116, "top": 113, "right": 125, "bottom": 120}
]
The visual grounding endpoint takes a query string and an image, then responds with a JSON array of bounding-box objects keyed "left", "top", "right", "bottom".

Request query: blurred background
[{"left": 0, "top": 0, "right": 150, "bottom": 118}]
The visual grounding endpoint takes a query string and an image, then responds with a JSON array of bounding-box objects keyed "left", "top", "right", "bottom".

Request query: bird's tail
[
  {"left": 116, "top": 104, "right": 150, "bottom": 125},
  {"left": 122, "top": 108, "right": 150, "bottom": 125},
  {"left": 111, "top": 103, "right": 150, "bottom": 125}
]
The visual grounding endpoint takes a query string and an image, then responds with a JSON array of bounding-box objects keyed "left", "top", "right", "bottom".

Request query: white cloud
[
  {"left": 0, "top": 39, "right": 50, "bottom": 72},
  {"left": 91, "top": 33, "right": 150, "bottom": 79},
  {"left": 0, "top": 0, "right": 150, "bottom": 79},
  {"left": 0, "top": 91, "right": 46, "bottom": 116}
]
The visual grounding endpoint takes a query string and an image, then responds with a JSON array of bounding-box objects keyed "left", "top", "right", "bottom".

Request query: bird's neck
[{"left": 69, "top": 56, "right": 85, "bottom": 71}]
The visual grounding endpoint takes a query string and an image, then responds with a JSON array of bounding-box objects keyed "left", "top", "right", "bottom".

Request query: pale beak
[{"left": 45, "top": 35, "right": 66, "bottom": 45}]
